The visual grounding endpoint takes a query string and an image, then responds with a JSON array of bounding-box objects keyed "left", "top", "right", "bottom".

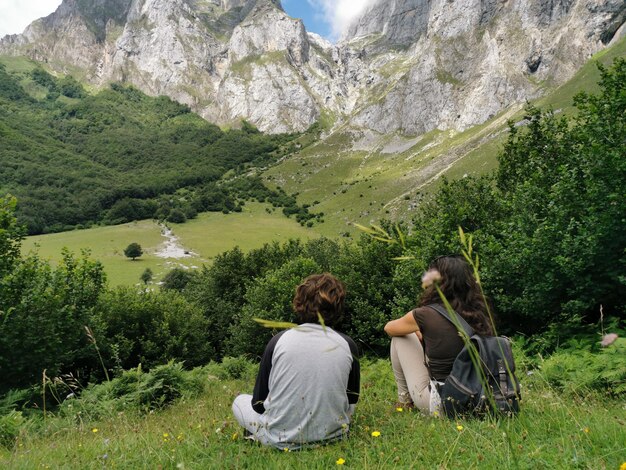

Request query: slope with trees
[{"left": 0, "top": 62, "right": 318, "bottom": 234}]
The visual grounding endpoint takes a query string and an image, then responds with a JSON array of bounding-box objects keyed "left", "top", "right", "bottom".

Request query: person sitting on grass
[
  {"left": 384, "top": 255, "right": 495, "bottom": 413},
  {"left": 232, "top": 273, "right": 360, "bottom": 450}
]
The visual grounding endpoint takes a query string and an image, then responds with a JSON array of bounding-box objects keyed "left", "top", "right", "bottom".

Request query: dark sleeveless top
[{"left": 412, "top": 305, "right": 465, "bottom": 380}]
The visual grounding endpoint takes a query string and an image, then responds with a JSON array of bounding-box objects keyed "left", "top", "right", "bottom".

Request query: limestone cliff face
[
  {"left": 1, "top": 0, "right": 624, "bottom": 135},
  {"left": 339, "top": 0, "right": 626, "bottom": 134}
]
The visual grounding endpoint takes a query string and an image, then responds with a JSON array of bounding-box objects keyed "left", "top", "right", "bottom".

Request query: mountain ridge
[{"left": 1, "top": 0, "right": 625, "bottom": 134}]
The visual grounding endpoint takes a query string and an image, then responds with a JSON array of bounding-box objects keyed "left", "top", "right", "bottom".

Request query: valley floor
[{"left": 21, "top": 202, "right": 317, "bottom": 286}]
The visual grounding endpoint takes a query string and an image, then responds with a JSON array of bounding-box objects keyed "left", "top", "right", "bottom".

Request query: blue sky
[
  {"left": 281, "top": 0, "right": 331, "bottom": 38},
  {"left": 0, "top": 0, "right": 375, "bottom": 41}
]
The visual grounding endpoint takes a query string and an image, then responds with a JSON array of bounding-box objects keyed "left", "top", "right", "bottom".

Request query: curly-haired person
[{"left": 232, "top": 273, "right": 360, "bottom": 450}]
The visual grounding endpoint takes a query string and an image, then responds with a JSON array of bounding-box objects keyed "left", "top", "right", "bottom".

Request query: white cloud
[
  {"left": 0, "top": 0, "right": 63, "bottom": 38},
  {"left": 308, "top": 0, "right": 378, "bottom": 40}
]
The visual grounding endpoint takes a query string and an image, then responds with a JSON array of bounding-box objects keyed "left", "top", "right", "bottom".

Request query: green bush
[
  {"left": 138, "top": 362, "right": 203, "bottom": 409},
  {"left": 0, "top": 411, "right": 25, "bottom": 448},
  {"left": 538, "top": 338, "right": 626, "bottom": 396},
  {"left": 60, "top": 362, "right": 206, "bottom": 421},
  {"left": 227, "top": 257, "right": 321, "bottom": 357},
  {"left": 93, "top": 287, "right": 214, "bottom": 372},
  {"left": 0, "top": 249, "right": 106, "bottom": 393},
  {"left": 161, "top": 267, "right": 194, "bottom": 292},
  {"left": 205, "top": 356, "right": 257, "bottom": 381},
  {"left": 167, "top": 208, "right": 187, "bottom": 223}
]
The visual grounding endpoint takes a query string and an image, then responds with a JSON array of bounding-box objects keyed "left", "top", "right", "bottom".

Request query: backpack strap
[{"left": 427, "top": 303, "right": 475, "bottom": 338}]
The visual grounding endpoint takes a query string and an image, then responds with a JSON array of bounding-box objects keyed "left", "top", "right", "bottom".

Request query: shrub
[
  {"left": 227, "top": 257, "right": 321, "bottom": 357},
  {"left": 138, "top": 362, "right": 203, "bottom": 409},
  {"left": 161, "top": 267, "right": 194, "bottom": 292},
  {"left": 538, "top": 338, "right": 626, "bottom": 397},
  {"left": 60, "top": 362, "right": 206, "bottom": 420},
  {"left": 218, "top": 356, "right": 255, "bottom": 380},
  {"left": 167, "top": 209, "right": 187, "bottom": 224},
  {"left": 93, "top": 287, "right": 214, "bottom": 372},
  {"left": 0, "top": 411, "right": 25, "bottom": 448},
  {"left": 0, "top": 250, "right": 106, "bottom": 393}
]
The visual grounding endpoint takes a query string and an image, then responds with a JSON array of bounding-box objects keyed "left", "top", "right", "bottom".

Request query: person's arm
[
  {"left": 384, "top": 311, "right": 421, "bottom": 339},
  {"left": 338, "top": 332, "right": 361, "bottom": 404},
  {"left": 251, "top": 330, "right": 286, "bottom": 414}
]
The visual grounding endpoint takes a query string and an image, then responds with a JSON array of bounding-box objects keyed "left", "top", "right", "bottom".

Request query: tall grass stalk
[
  {"left": 456, "top": 227, "right": 520, "bottom": 407},
  {"left": 84, "top": 325, "right": 110, "bottom": 382},
  {"left": 41, "top": 370, "right": 47, "bottom": 422}
]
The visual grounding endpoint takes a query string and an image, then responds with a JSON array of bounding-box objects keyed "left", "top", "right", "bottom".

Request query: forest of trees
[
  {"left": 0, "top": 59, "right": 623, "bottom": 403},
  {"left": 0, "top": 65, "right": 319, "bottom": 234}
]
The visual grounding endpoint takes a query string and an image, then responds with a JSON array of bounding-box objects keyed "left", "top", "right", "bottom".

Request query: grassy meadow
[
  {"left": 0, "top": 358, "right": 624, "bottom": 469},
  {"left": 21, "top": 202, "right": 316, "bottom": 286}
]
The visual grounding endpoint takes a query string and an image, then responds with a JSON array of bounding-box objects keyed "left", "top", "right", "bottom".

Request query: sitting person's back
[{"left": 232, "top": 273, "right": 360, "bottom": 450}]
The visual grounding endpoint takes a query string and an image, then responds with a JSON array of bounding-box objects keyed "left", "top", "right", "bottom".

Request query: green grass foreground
[{"left": 1, "top": 360, "right": 623, "bottom": 469}]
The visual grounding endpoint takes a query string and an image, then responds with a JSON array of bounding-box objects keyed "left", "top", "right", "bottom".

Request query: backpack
[{"left": 427, "top": 304, "right": 521, "bottom": 418}]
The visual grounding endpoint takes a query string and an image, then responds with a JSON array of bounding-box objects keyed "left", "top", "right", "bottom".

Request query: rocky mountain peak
[
  {"left": 0, "top": 0, "right": 624, "bottom": 135},
  {"left": 228, "top": 0, "right": 308, "bottom": 65},
  {"left": 341, "top": 0, "right": 431, "bottom": 47}
]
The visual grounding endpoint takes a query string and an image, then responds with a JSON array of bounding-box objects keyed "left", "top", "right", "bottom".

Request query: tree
[
  {"left": 93, "top": 287, "right": 213, "bottom": 370},
  {"left": 140, "top": 268, "right": 153, "bottom": 284},
  {"left": 167, "top": 208, "right": 186, "bottom": 224},
  {"left": 161, "top": 268, "right": 193, "bottom": 291},
  {"left": 0, "top": 195, "right": 24, "bottom": 276},
  {"left": 124, "top": 242, "right": 143, "bottom": 260}
]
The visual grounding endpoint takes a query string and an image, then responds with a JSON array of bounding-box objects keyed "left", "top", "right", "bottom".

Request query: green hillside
[
  {"left": 0, "top": 56, "right": 303, "bottom": 234},
  {"left": 264, "top": 36, "right": 626, "bottom": 237}
]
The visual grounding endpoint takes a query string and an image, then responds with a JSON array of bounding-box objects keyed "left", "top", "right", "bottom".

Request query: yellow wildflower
[
  {"left": 396, "top": 407, "right": 403, "bottom": 412},
  {"left": 620, "top": 463, "right": 626, "bottom": 470},
  {"left": 456, "top": 425, "right": 464, "bottom": 431},
  {"left": 163, "top": 433, "right": 169, "bottom": 438},
  {"left": 283, "top": 447, "right": 291, "bottom": 452},
  {"left": 92, "top": 428, "right": 99, "bottom": 433},
  {"left": 231, "top": 432, "right": 238, "bottom": 441},
  {"left": 583, "top": 427, "right": 589, "bottom": 434},
  {"left": 371, "top": 431, "right": 381, "bottom": 437},
  {"left": 336, "top": 458, "right": 346, "bottom": 465}
]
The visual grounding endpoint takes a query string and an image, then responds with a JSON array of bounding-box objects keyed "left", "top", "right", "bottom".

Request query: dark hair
[
  {"left": 293, "top": 273, "right": 346, "bottom": 327},
  {"left": 419, "top": 255, "right": 495, "bottom": 336}
]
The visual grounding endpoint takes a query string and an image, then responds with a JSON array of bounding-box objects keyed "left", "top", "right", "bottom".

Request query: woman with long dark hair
[{"left": 384, "top": 255, "right": 494, "bottom": 413}]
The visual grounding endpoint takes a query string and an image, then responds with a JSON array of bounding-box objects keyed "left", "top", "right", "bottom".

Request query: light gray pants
[
  {"left": 390, "top": 334, "right": 431, "bottom": 412},
  {"left": 232, "top": 394, "right": 271, "bottom": 444},
  {"left": 232, "top": 394, "right": 356, "bottom": 448}
]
